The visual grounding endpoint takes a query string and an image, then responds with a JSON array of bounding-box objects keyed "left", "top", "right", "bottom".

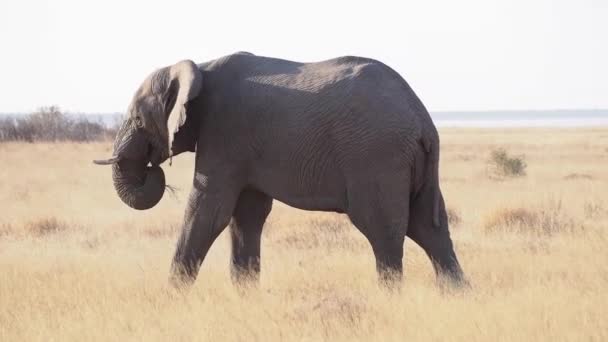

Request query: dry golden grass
[
  {"left": 1, "top": 127, "right": 607, "bottom": 341},
  {"left": 481, "top": 199, "right": 577, "bottom": 235}
]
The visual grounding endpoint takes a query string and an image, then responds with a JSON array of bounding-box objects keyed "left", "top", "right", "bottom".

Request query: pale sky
[{"left": 0, "top": 0, "right": 606, "bottom": 113}]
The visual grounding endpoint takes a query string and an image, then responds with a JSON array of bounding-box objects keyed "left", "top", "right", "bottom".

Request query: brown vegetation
[
  {"left": 0, "top": 106, "right": 117, "bottom": 142},
  {"left": 0, "top": 128, "right": 607, "bottom": 340}
]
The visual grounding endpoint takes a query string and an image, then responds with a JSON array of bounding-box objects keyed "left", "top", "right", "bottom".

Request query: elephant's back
[{"left": 200, "top": 53, "right": 404, "bottom": 94}]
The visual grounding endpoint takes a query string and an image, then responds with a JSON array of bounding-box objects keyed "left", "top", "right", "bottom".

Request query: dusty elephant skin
[{"left": 94, "top": 52, "right": 466, "bottom": 288}]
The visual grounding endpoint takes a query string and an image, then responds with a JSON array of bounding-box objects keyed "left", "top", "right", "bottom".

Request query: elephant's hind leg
[
  {"left": 230, "top": 189, "right": 272, "bottom": 285},
  {"left": 407, "top": 185, "right": 466, "bottom": 288},
  {"left": 346, "top": 176, "right": 410, "bottom": 287}
]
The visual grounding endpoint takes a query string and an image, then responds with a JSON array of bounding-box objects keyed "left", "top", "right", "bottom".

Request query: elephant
[{"left": 94, "top": 52, "right": 466, "bottom": 288}]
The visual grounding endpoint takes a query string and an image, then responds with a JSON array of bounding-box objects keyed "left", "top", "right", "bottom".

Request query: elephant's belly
[
  {"left": 274, "top": 195, "right": 346, "bottom": 213},
  {"left": 249, "top": 167, "right": 347, "bottom": 213}
]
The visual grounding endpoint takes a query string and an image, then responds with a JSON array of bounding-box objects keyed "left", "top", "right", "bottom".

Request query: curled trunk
[{"left": 112, "top": 159, "right": 165, "bottom": 210}]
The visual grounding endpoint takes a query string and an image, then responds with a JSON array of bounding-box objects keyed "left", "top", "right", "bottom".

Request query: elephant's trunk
[
  {"left": 94, "top": 119, "right": 166, "bottom": 210},
  {"left": 111, "top": 159, "right": 165, "bottom": 210}
]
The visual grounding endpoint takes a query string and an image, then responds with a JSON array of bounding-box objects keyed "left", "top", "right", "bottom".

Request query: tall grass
[{"left": 0, "top": 128, "right": 607, "bottom": 341}]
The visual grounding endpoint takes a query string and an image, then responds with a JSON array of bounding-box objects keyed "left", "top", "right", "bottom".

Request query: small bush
[
  {"left": 446, "top": 207, "right": 461, "bottom": 226},
  {"left": 487, "top": 148, "right": 527, "bottom": 178}
]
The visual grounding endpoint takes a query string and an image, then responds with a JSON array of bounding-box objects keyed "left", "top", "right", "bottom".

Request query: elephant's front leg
[
  {"left": 230, "top": 190, "right": 272, "bottom": 285},
  {"left": 170, "top": 182, "right": 239, "bottom": 288}
]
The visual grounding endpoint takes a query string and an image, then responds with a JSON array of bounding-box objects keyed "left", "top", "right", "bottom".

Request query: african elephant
[{"left": 94, "top": 52, "right": 466, "bottom": 288}]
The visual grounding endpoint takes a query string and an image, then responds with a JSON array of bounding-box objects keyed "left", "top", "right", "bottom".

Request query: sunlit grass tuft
[{"left": 482, "top": 199, "right": 576, "bottom": 235}]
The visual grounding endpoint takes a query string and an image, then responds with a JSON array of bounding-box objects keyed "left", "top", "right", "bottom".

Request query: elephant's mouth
[
  {"left": 110, "top": 158, "right": 166, "bottom": 210},
  {"left": 93, "top": 142, "right": 156, "bottom": 165},
  {"left": 148, "top": 141, "right": 169, "bottom": 167}
]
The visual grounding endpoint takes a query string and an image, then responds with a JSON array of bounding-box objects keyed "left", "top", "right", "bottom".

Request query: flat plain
[{"left": 1, "top": 127, "right": 607, "bottom": 341}]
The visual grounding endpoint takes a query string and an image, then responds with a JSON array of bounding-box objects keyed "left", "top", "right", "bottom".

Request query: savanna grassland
[{"left": 1, "top": 128, "right": 607, "bottom": 341}]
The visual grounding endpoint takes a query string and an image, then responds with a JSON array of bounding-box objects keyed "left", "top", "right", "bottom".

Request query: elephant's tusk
[{"left": 93, "top": 156, "right": 120, "bottom": 165}]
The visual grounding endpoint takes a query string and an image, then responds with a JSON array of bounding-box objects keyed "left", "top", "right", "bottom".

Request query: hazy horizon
[{"left": 3, "top": 108, "right": 607, "bottom": 128}]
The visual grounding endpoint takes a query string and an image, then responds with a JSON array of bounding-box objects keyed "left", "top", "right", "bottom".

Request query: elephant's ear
[{"left": 165, "top": 60, "right": 202, "bottom": 156}]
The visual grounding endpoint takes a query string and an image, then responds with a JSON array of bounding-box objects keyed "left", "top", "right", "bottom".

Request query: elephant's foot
[
  {"left": 370, "top": 236, "right": 406, "bottom": 290},
  {"left": 377, "top": 266, "right": 403, "bottom": 291},
  {"left": 168, "top": 263, "right": 199, "bottom": 290},
  {"left": 435, "top": 263, "right": 470, "bottom": 292},
  {"left": 230, "top": 261, "right": 261, "bottom": 286},
  {"left": 230, "top": 268, "right": 261, "bottom": 296}
]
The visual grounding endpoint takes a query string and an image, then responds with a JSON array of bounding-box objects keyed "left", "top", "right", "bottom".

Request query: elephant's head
[{"left": 94, "top": 60, "right": 202, "bottom": 210}]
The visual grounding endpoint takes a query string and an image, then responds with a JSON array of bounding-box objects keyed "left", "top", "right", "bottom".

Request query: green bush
[{"left": 487, "top": 148, "right": 527, "bottom": 178}]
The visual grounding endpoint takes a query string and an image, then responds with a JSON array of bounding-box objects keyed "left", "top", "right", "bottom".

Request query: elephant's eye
[{"left": 135, "top": 116, "right": 143, "bottom": 127}]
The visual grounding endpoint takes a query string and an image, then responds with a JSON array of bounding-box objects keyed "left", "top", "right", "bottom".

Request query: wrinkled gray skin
[{"left": 95, "top": 52, "right": 466, "bottom": 288}]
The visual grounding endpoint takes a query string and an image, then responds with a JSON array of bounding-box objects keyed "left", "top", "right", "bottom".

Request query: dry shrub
[
  {"left": 563, "top": 173, "right": 594, "bottom": 180},
  {"left": 1, "top": 219, "right": 69, "bottom": 237},
  {"left": 274, "top": 218, "right": 364, "bottom": 250},
  {"left": 82, "top": 237, "right": 101, "bottom": 250},
  {"left": 311, "top": 218, "right": 350, "bottom": 235},
  {"left": 141, "top": 223, "right": 180, "bottom": 238},
  {"left": 0, "top": 223, "right": 14, "bottom": 237},
  {"left": 25, "top": 217, "right": 69, "bottom": 236},
  {"left": 456, "top": 154, "right": 474, "bottom": 161},
  {"left": 584, "top": 200, "right": 606, "bottom": 219},
  {"left": 446, "top": 207, "right": 461, "bottom": 226},
  {"left": 484, "top": 208, "right": 538, "bottom": 229},
  {"left": 311, "top": 292, "right": 366, "bottom": 326},
  {"left": 483, "top": 199, "right": 576, "bottom": 235},
  {"left": 487, "top": 148, "right": 527, "bottom": 178},
  {"left": 289, "top": 288, "right": 367, "bottom": 328}
]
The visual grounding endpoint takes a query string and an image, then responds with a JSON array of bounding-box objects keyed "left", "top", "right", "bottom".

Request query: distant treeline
[{"left": 0, "top": 107, "right": 118, "bottom": 142}]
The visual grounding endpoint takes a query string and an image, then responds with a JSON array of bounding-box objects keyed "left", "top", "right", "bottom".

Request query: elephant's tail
[{"left": 422, "top": 135, "right": 441, "bottom": 228}]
